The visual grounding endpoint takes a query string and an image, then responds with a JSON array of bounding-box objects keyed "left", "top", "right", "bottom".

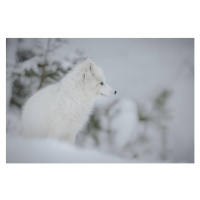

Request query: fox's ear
[
  {"left": 82, "top": 59, "right": 95, "bottom": 82},
  {"left": 85, "top": 58, "right": 95, "bottom": 76},
  {"left": 85, "top": 58, "right": 93, "bottom": 69}
]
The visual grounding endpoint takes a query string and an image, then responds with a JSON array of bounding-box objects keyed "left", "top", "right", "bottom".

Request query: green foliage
[
  {"left": 137, "top": 102, "right": 150, "bottom": 122},
  {"left": 10, "top": 61, "right": 69, "bottom": 108},
  {"left": 154, "top": 90, "right": 172, "bottom": 110},
  {"left": 138, "top": 110, "right": 149, "bottom": 121},
  {"left": 86, "top": 113, "right": 101, "bottom": 145},
  {"left": 9, "top": 39, "right": 84, "bottom": 109},
  {"left": 135, "top": 89, "right": 172, "bottom": 160},
  {"left": 88, "top": 114, "right": 101, "bottom": 131},
  {"left": 24, "top": 69, "right": 40, "bottom": 77}
]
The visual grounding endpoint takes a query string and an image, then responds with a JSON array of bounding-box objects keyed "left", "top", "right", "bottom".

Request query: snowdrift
[{"left": 6, "top": 135, "right": 127, "bottom": 163}]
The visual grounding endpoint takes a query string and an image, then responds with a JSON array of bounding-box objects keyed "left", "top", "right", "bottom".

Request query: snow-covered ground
[
  {"left": 6, "top": 38, "right": 194, "bottom": 163},
  {"left": 6, "top": 134, "right": 127, "bottom": 163}
]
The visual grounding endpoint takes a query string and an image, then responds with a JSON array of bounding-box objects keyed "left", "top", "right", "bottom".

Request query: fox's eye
[{"left": 100, "top": 82, "right": 104, "bottom": 85}]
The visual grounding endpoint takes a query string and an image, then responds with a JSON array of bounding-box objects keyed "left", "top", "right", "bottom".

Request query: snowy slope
[{"left": 6, "top": 135, "right": 128, "bottom": 163}]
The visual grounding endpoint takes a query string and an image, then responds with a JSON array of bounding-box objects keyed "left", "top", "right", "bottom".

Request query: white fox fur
[{"left": 21, "top": 59, "right": 116, "bottom": 144}]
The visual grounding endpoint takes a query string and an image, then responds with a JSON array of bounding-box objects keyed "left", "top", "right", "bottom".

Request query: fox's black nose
[{"left": 114, "top": 91, "right": 117, "bottom": 94}]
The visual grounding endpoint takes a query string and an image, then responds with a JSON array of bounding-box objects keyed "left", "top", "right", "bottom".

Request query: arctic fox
[{"left": 21, "top": 59, "right": 117, "bottom": 144}]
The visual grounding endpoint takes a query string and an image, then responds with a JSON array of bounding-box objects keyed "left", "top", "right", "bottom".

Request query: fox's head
[{"left": 81, "top": 59, "right": 117, "bottom": 97}]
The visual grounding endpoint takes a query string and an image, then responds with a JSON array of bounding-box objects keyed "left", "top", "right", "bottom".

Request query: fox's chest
[{"left": 58, "top": 100, "right": 93, "bottom": 120}]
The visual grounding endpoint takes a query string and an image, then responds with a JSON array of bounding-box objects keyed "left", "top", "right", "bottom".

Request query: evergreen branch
[{"left": 38, "top": 39, "right": 51, "bottom": 90}]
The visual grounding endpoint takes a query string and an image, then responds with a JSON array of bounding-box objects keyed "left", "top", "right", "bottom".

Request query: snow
[
  {"left": 6, "top": 134, "right": 127, "bottom": 163},
  {"left": 107, "top": 99, "right": 138, "bottom": 148}
]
